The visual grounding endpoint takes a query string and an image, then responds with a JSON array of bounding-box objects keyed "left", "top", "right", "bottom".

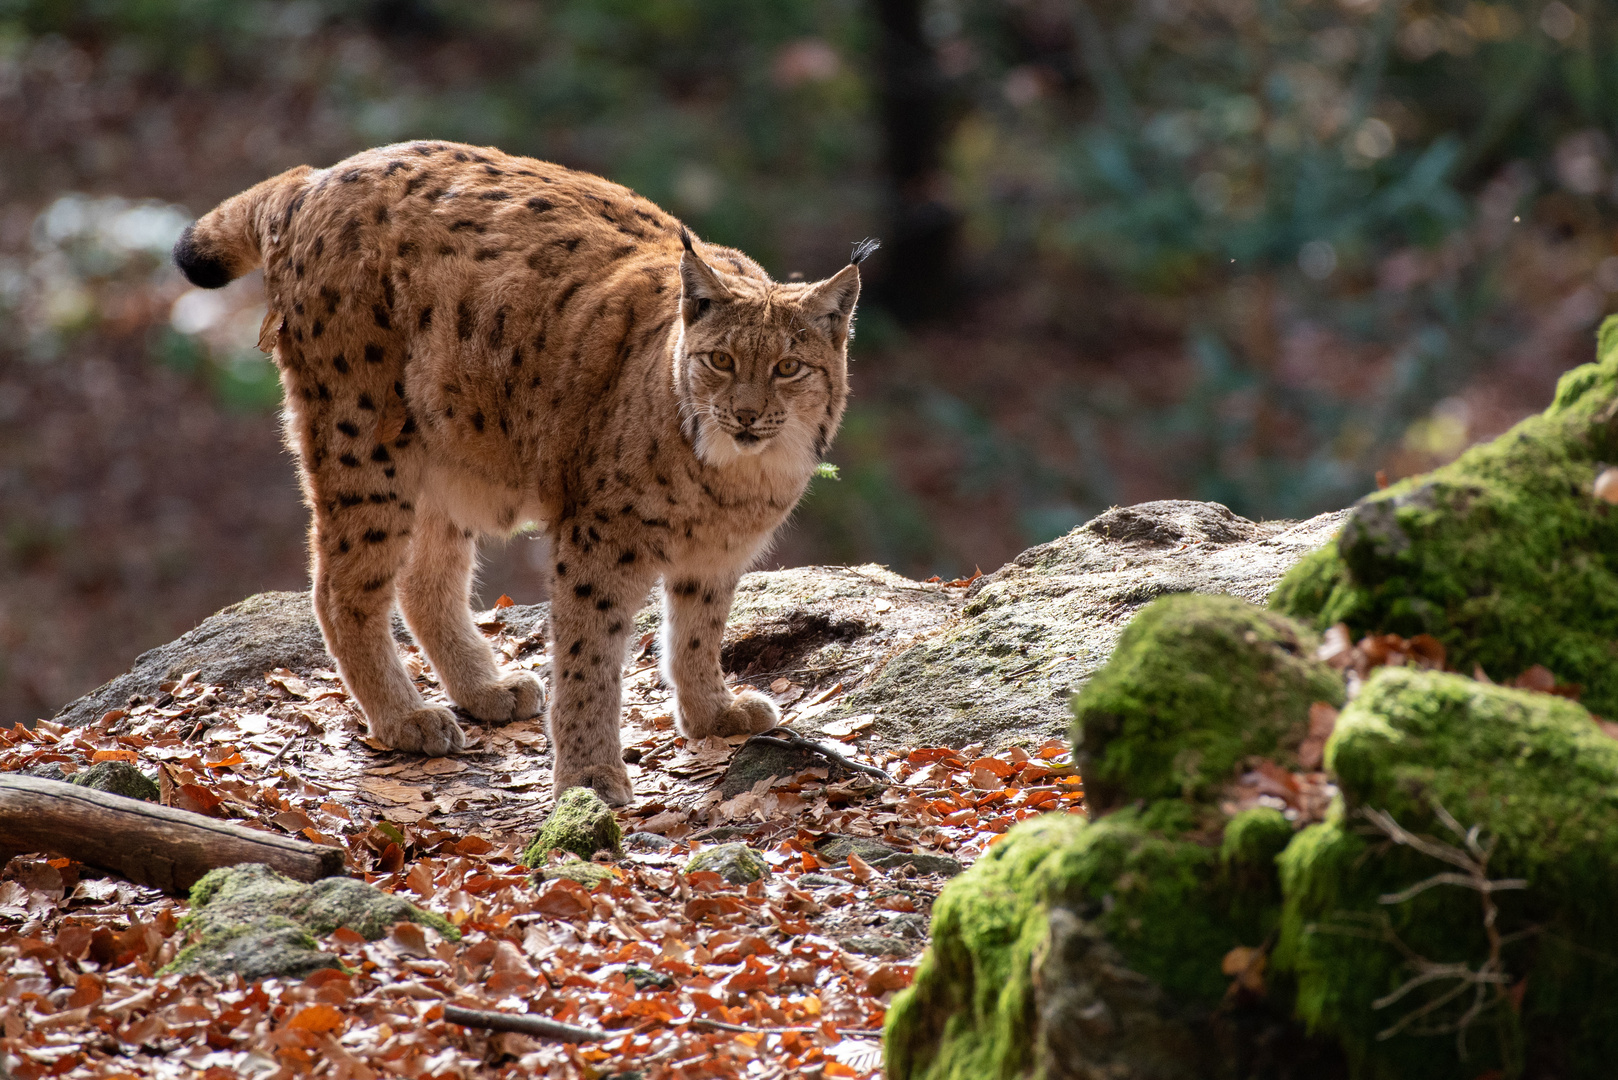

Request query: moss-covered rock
[
  {"left": 885, "top": 808, "right": 1319, "bottom": 1080},
  {"left": 68, "top": 761, "right": 159, "bottom": 802},
  {"left": 1272, "top": 315, "right": 1618, "bottom": 716},
  {"left": 1072, "top": 593, "right": 1345, "bottom": 812},
  {"left": 523, "top": 787, "right": 623, "bottom": 865},
  {"left": 536, "top": 858, "right": 618, "bottom": 889},
  {"left": 1276, "top": 667, "right": 1618, "bottom": 1079},
  {"left": 167, "top": 863, "right": 458, "bottom": 980},
  {"left": 685, "top": 843, "right": 770, "bottom": 885}
]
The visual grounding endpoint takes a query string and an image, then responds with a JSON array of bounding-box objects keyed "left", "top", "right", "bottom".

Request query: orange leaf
[
  {"left": 287, "top": 1004, "right": 345, "bottom": 1033},
  {"left": 90, "top": 749, "right": 138, "bottom": 763},
  {"left": 206, "top": 752, "right": 245, "bottom": 770},
  {"left": 533, "top": 879, "right": 593, "bottom": 920},
  {"left": 67, "top": 974, "right": 102, "bottom": 1009},
  {"left": 495, "top": 594, "right": 515, "bottom": 608},
  {"left": 845, "top": 852, "right": 875, "bottom": 884}
]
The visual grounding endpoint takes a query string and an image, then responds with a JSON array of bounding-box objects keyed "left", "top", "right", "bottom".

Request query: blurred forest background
[{"left": 1, "top": 0, "right": 1615, "bottom": 728}]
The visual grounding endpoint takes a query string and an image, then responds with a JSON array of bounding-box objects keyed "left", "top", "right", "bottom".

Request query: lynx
[{"left": 174, "top": 141, "right": 872, "bottom": 806}]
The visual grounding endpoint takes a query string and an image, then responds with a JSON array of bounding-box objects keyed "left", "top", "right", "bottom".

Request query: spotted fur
[{"left": 176, "top": 141, "right": 868, "bottom": 806}]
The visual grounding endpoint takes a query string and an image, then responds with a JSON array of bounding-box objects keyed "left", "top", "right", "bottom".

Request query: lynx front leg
[
  {"left": 311, "top": 518, "right": 465, "bottom": 756},
  {"left": 547, "top": 538, "right": 653, "bottom": 806},
  {"left": 397, "top": 507, "right": 544, "bottom": 724},
  {"left": 660, "top": 573, "right": 779, "bottom": 739}
]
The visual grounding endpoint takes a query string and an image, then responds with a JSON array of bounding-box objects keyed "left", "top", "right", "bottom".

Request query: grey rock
[
  {"left": 718, "top": 734, "right": 860, "bottom": 799},
  {"left": 168, "top": 862, "right": 458, "bottom": 981},
  {"left": 685, "top": 842, "right": 770, "bottom": 885},
  {"left": 623, "top": 831, "right": 676, "bottom": 852},
  {"left": 884, "top": 912, "right": 931, "bottom": 940},
  {"left": 841, "top": 934, "right": 917, "bottom": 957},
  {"left": 815, "top": 834, "right": 963, "bottom": 878},
  {"left": 69, "top": 761, "right": 159, "bottom": 802},
  {"left": 53, "top": 592, "right": 337, "bottom": 728},
  {"left": 840, "top": 502, "right": 1348, "bottom": 750},
  {"left": 797, "top": 873, "right": 848, "bottom": 888}
]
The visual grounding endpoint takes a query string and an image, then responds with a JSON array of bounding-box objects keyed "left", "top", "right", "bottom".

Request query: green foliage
[{"left": 1272, "top": 313, "right": 1618, "bottom": 715}]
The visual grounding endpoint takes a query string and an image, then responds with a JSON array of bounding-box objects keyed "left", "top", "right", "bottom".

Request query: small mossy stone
[
  {"left": 1071, "top": 593, "right": 1344, "bottom": 813},
  {"left": 842, "top": 934, "right": 917, "bottom": 957},
  {"left": 815, "top": 835, "right": 963, "bottom": 877},
  {"left": 685, "top": 843, "right": 769, "bottom": 885},
  {"left": 798, "top": 872, "right": 846, "bottom": 888},
  {"left": 294, "top": 876, "right": 456, "bottom": 940},
  {"left": 537, "top": 858, "right": 618, "bottom": 889},
  {"left": 1272, "top": 313, "right": 1618, "bottom": 717},
  {"left": 1276, "top": 667, "right": 1618, "bottom": 1079},
  {"left": 168, "top": 863, "right": 457, "bottom": 980},
  {"left": 69, "top": 761, "right": 159, "bottom": 802},
  {"left": 523, "top": 788, "right": 623, "bottom": 865},
  {"left": 623, "top": 964, "right": 674, "bottom": 991}
]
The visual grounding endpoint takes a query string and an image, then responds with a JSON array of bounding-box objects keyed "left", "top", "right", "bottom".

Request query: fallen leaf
[{"left": 287, "top": 1003, "right": 345, "bottom": 1033}]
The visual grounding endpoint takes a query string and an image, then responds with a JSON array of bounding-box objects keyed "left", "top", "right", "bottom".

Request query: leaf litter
[{"left": 0, "top": 609, "right": 1085, "bottom": 1079}]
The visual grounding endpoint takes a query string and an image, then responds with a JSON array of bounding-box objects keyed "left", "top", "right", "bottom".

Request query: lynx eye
[
  {"left": 708, "top": 352, "right": 735, "bottom": 372},
  {"left": 774, "top": 358, "right": 802, "bottom": 378}
]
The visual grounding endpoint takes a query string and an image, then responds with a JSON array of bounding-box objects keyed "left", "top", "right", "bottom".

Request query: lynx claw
[
  {"left": 457, "top": 671, "right": 545, "bottom": 725},
  {"left": 553, "top": 761, "right": 635, "bottom": 808},
  {"left": 372, "top": 705, "right": 466, "bottom": 756}
]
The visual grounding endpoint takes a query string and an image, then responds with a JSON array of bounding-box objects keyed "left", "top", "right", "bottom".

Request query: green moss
[
  {"left": 1072, "top": 593, "right": 1345, "bottom": 811},
  {"left": 1276, "top": 668, "right": 1618, "bottom": 1079},
  {"left": 522, "top": 787, "right": 623, "bottom": 865},
  {"left": 536, "top": 858, "right": 618, "bottom": 889},
  {"left": 886, "top": 807, "right": 1286, "bottom": 1080},
  {"left": 1272, "top": 314, "right": 1618, "bottom": 716},
  {"left": 167, "top": 863, "right": 458, "bottom": 980},
  {"left": 685, "top": 843, "right": 770, "bottom": 885},
  {"left": 69, "top": 761, "right": 160, "bottom": 802}
]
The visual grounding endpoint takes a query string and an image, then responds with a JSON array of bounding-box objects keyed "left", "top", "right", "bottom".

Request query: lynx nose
[{"left": 733, "top": 408, "right": 759, "bottom": 428}]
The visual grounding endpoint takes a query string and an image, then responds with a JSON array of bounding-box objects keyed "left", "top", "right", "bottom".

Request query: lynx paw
[
  {"left": 456, "top": 671, "right": 545, "bottom": 725},
  {"left": 683, "top": 688, "right": 781, "bottom": 739},
  {"left": 553, "top": 760, "right": 635, "bottom": 808},
  {"left": 371, "top": 705, "right": 466, "bottom": 756}
]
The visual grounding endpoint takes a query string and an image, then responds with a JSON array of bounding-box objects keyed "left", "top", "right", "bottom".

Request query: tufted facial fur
[{"left": 173, "top": 141, "right": 871, "bottom": 808}]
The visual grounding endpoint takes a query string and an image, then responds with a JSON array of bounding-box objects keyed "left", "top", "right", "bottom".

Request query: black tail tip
[
  {"left": 849, "top": 237, "right": 880, "bottom": 266},
  {"left": 172, "top": 222, "right": 234, "bottom": 289}
]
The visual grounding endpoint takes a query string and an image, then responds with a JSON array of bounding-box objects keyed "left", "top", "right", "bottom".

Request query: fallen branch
[
  {"left": 440, "top": 1003, "right": 608, "bottom": 1043},
  {"left": 0, "top": 774, "right": 345, "bottom": 894}
]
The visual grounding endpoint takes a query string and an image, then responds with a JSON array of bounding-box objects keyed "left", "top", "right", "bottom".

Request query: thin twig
[
  {"left": 441, "top": 1003, "right": 607, "bottom": 1043},
  {"left": 689, "top": 1017, "right": 883, "bottom": 1038}
]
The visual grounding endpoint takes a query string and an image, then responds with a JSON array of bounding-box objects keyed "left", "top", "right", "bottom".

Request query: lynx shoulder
[{"left": 175, "top": 140, "right": 873, "bottom": 806}]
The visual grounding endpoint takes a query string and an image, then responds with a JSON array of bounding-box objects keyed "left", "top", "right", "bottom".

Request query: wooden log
[
  {"left": 440, "top": 1003, "right": 607, "bottom": 1043},
  {"left": 0, "top": 774, "right": 346, "bottom": 894}
]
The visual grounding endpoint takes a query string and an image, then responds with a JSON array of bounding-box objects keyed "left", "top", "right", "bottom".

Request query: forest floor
[{"left": 0, "top": 608, "right": 1081, "bottom": 1080}]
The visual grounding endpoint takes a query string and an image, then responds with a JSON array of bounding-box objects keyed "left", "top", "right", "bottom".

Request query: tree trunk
[{"left": 871, "top": 0, "right": 959, "bottom": 323}]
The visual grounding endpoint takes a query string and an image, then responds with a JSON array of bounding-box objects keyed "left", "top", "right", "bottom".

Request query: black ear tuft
[
  {"left": 849, "top": 237, "right": 881, "bottom": 266},
  {"left": 173, "top": 222, "right": 235, "bottom": 289},
  {"left": 680, "top": 227, "right": 696, "bottom": 255}
]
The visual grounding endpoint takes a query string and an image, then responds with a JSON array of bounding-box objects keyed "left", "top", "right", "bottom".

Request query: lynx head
[{"left": 674, "top": 233, "right": 876, "bottom": 475}]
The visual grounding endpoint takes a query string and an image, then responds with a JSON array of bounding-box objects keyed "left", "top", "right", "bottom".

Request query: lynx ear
[
  {"left": 803, "top": 263, "right": 863, "bottom": 343},
  {"left": 679, "top": 229, "right": 733, "bottom": 323}
]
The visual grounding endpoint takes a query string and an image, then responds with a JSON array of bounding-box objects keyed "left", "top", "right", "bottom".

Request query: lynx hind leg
[
  {"left": 309, "top": 506, "right": 465, "bottom": 757},
  {"left": 546, "top": 538, "right": 654, "bottom": 807},
  {"left": 397, "top": 507, "right": 544, "bottom": 725},
  {"left": 660, "top": 574, "right": 781, "bottom": 739}
]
